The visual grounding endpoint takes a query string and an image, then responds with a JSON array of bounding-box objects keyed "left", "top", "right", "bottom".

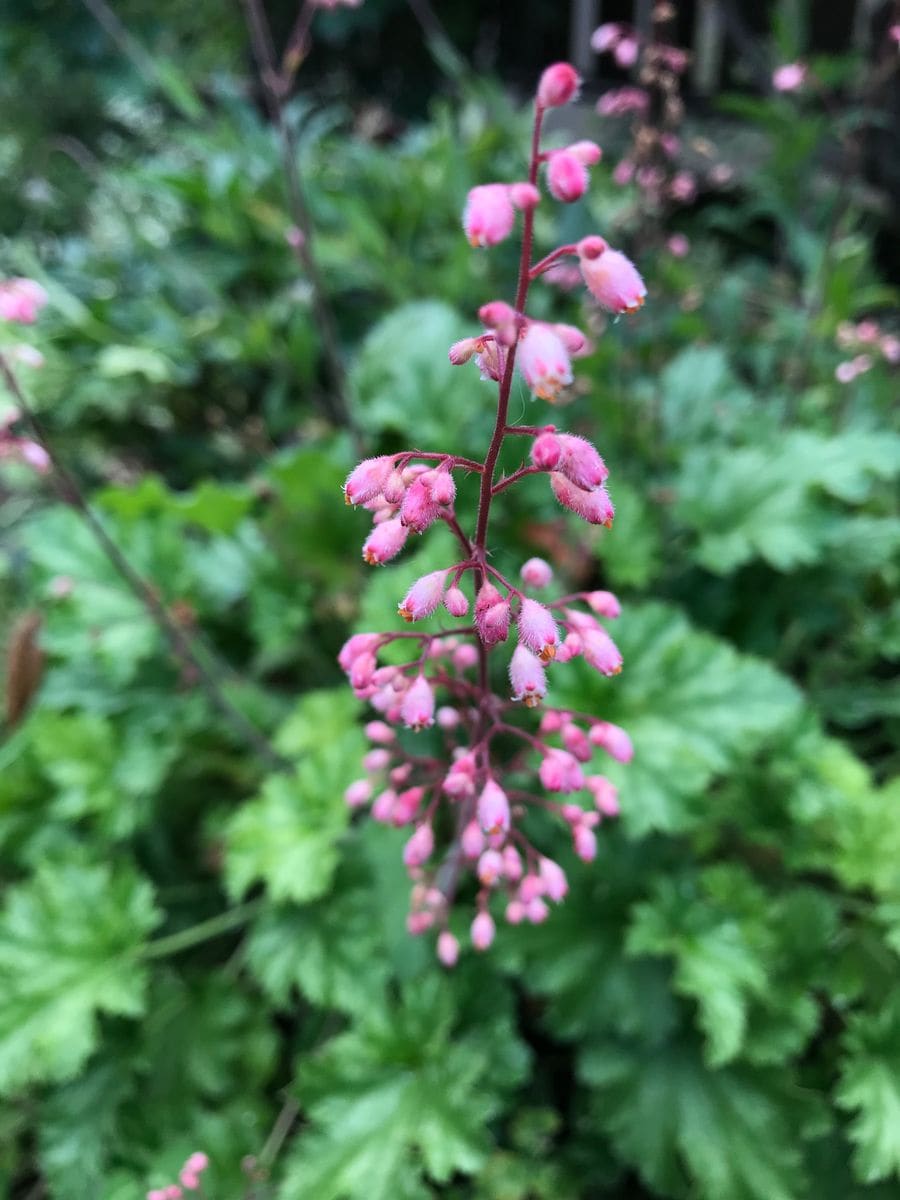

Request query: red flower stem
[
  {"left": 491, "top": 463, "right": 548, "bottom": 496},
  {"left": 528, "top": 243, "right": 578, "bottom": 281},
  {"left": 504, "top": 423, "right": 557, "bottom": 436}
]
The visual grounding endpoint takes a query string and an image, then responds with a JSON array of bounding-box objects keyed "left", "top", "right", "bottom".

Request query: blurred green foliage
[{"left": 1, "top": 4, "right": 900, "bottom": 1199}]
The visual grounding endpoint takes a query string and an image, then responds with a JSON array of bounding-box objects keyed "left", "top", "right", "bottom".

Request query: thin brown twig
[{"left": 0, "top": 353, "right": 289, "bottom": 773}]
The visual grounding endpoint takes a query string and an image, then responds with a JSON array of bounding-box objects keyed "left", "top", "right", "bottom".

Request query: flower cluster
[
  {"left": 834, "top": 318, "right": 900, "bottom": 383},
  {"left": 147, "top": 1152, "right": 209, "bottom": 1200},
  {"left": 0, "top": 276, "right": 49, "bottom": 473},
  {"left": 339, "top": 62, "right": 646, "bottom": 960}
]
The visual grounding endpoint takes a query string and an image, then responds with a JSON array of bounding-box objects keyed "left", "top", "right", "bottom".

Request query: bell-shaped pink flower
[
  {"left": 363, "top": 517, "right": 409, "bottom": 565},
  {"left": 577, "top": 236, "right": 646, "bottom": 314},
  {"left": 547, "top": 151, "right": 589, "bottom": 203},
  {"left": 400, "top": 476, "right": 440, "bottom": 532},
  {"left": 344, "top": 779, "right": 373, "bottom": 808},
  {"left": 517, "top": 323, "right": 573, "bottom": 402},
  {"left": 574, "top": 824, "right": 597, "bottom": 861},
  {"left": 550, "top": 473, "right": 615, "bottom": 526},
  {"left": 437, "top": 930, "right": 460, "bottom": 967},
  {"left": 401, "top": 675, "right": 435, "bottom": 730},
  {"left": 509, "top": 644, "right": 547, "bottom": 707},
  {"left": 461, "top": 819, "right": 486, "bottom": 858},
  {"left": 426, "top": 468, "right": 456, "bottom": 506},
  {"left": 344, "top": 455, "right": 395, "bottom": 506},
  {"left": 587, "top": 774, "right": 620, "bottom": 816},
  {"left": 475, "top": 582, "right": 511, "bottom": 645},
  {"left": 537, "top": 62, "right": 581, "bottom": 107},
  {"left": 403, "top": 822, "right": 434, "bottom": 868},
  {"left": 556, "top": 433, "right": 608, "bottom": 489},
  {"left": 477, "top": 778, "right": 511, "bottom": 835},
  {"left": 520, "top": 557, "right": 553, "bottom": 588},
  {"left": 585, "top": 590, "right": 621, "bottom": 618},
  {"left": 562, "top": 722, "right": 592, "bottom": 762},
  {"left": 581, "top": 627, "right": 623, "bottom": 676},
  {"left": 471, "top": 909, "right": 496, "bottom": 951},
  {"left": 0, "top": 277, "right": 48, "bottom": 324},
  {"left": 477, "top": 848, "right": 505, "bottom": 886},
  {"left": 773, "top": 62, "right": 807, "bottom": 92},
  {"left": 503, "top": 845, "right": 523, "bottom": 882},
  {"left": 531, "top": 431, "right": 563, "bottom": 470},
  {"left": 538, "top": 856, "right": 569, "bottom": 901},
  {"left": 449, "top": 337, "right": 481, "bottom": 365},
  {"left": 567, "top": 140, "right": 602, "bottom": 166},
  {"left": 444, "top": 585, "right": 469, "bottom": 617},
  {"left": 399, "top": 569, "right": 447, "bottom": 621},
  {"left": 338, "top": 632, "right": 380, "bottom": 674},
  {"left": 463, "top": 184, "right": 515, "bottom": 248},
  {"left": 539, "top": 748, "right": 585, "bottom": 793},
  {"left": 517, "top": 597, "right": 559, "bottom": 662},
  {"left": 589, "top": 720, "right": 634, "bottom": 762}
]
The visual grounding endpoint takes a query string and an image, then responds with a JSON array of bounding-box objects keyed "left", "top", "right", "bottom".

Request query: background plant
[{"left": 0, "top": 2, "right": 899, "bottom": 1199}]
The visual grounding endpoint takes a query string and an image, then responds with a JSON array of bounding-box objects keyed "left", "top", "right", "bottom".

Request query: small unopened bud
[
  {"left": 537, "top": 62, "right": 581, "bottom": 108},
  {"left": 403, "top": 823, "right": 435, "bottom": 868},
  {"left": 520, "top": 557, "right": 553, "bottom": 588},
  {"left": 477, "top": 779, "right": 511, "bottom": 835},
  {"left": 437, "top": 930, "right": 460, "bottom": 967},
  {"left": 444, "top": 585, "right": 469, "bottom": 617},
  {"left": 401, "top": 675, "right": 435, "bottom": 730},
  {"left": 547, "top": 151, "right": 589, "bottom": 203},
  {"left": 471, "top": 910, "right": 496, "bottom": 951},
  {"left": 509, "top": 182, "right": 541, "bottom": 210},
  {"left": 531, "top": 431, "right": 563, "bottom": 470}
]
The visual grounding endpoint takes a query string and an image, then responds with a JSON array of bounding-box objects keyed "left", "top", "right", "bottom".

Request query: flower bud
[
  {"left": 520, "top": 556, "right": 553, "bottom": 588},
  {"left": 550, "top": 473, "right": 615, "bottom": 527},
  {"left": 547, "top": 151, "right": 589, "bottom": 203},
  {"left": 471, "top": 910, "right": 496, "bottom": 951},
  {"left": 517, "top": 598, "right": 559, "bottom": 662},
  {"left": 444, "top": 585, "right": 469, "bottom": 617},
  {"left": 477, "top": 779, "right": 510, "bottom": 835},
  {"left": 344, "top": 779, "right": 373, "bottom": 808},
  {"left": 588, "top": 720, "right": 634, "bottom": 762},
  {"left": 509, "top": 644, "right": 547, "bottom": 707},
  {"left": 463, "top": 183, "right": 515, "bottom": 248},
  {"left": 477, "top": 849, "right": 505, "bottom": 886},
  {"left": 585, "top": 590, "right": 621, "bottom": 618},
  {"left": 403, "top": 823, "right": 435, "bottom": 868},
  {"left": 344, "top": 455, "right": 395, "bottom": 506},
  {"left": 518, "top": 323, "right": 573, "bottom": 402},
  {"left": 461, "top": 819, "right": 486, "bottom": 858},
  {"left": 576, "top": 237, "right": 646, "bottom": 314},
  {"left": 539, "top": 748, "right": 585, "bottom": 793},
  {"left": 363, "top": 517, "right": 409, "bottom": 565},
  {"left": 437, "top": 930, "right": 460, "bottom": 967},
  {"left": 556, "top": 433, "right": 608, "bottom": 489},
  {"left": 399, "top": 476, "right": 440, "bottom": 533},
  {"left": 531, "top": 432, "right": 563, "bottom": 470},
  {"left": 400, "top": 675, "right": 435, "bottom": 730},
  {"left": 399, "top": 569, "right": 447, "bottom": 621},
  {"left": 509, "top": 182, "right": 541, "bottom": 211},
  {"left": 537, "top": 62, "right": 581, "bottom": 108},
  {"left": 538, "top": 856, "right": 569, "bottom": 901}
]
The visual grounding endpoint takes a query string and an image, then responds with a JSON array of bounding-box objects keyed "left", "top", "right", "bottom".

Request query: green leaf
[
  {"left": 225, "top": 689, "right": 365, "bottom": 904},
  {"left": 838, "top": 995, "right": 900, "bottom": 1183},
  {"left": 556, "top": 603, "right": 801, "bottom": 835},
  {"left": 0, "top": 860, "right": 159, "bottom": 1094},
  {"left": 580, "top": 1036, "right": 817, "bottom": 1200},
  {"left": 280, "top": 975, "right": 529, "bottom": 1200}
]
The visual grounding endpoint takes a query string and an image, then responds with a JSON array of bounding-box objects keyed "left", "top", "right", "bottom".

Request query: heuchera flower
[
  {"left": 537, "top": 62, "right": 581, "bottom": 107},
  {"left": 773, "top": 62, "right": 807, "bottom": 92},
  {"left": 478, "top": 779, "right": 511, "bottom": 835},
  {"left": 520, "top": 556, "right": 553, "bottom": 588},
  {"left": 398, "top": 570, "right": 447, "bottom": 621},
  {"left": 509, "top": 645, "right": 547, "bottom": 706},
  {"left": 577, "top": 236, "right": 647, "bottom": 313},
  {"left": 463, "top": 184, "right": 516, "bottom": 248},
  {"left": 0, "top": 277, "right": 47, "bottom": 324},
  {"left": 401, "top": 675, "right": 435, "bottom": 730},
  {"left": 517, "top": 323, "right": 573, "bottom": 401},
  {"left": 517, "top": 597, "right": 559, "bottom": 661},
  {"left": 550, "top": 472, "right": 615, "bottom": 526},
  {"left": 363, "top": 517, "right": 409, "bottom": 564}
]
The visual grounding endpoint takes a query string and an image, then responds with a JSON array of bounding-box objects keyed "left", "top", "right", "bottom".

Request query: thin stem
[
  {"left": 529, "top": 243, "right": 577, "bottom": 280},
  {"left": 281, "top": 0, "right": 315, "bottom": 88},
  {"left": 240, "top": 0, "right": 357, "bottom": 440},
  {"left": 0, "top": 354, "right": 289, "bottom": 773},
  {"left": 141, "top": 899, "right": 264, "bottom": 959},
  {"left": 504, "top": 423, "right": 556, "bottom": 436},
  {"left": 491, "top": 463, "right": 547, "bottom": 496}
]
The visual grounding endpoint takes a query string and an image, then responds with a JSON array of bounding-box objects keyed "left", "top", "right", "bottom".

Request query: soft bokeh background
[{"left": 1, "top": 1, "right": 899, "bottom": 1197}]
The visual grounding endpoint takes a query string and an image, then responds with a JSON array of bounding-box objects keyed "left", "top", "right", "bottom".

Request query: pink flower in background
[
  {"left": 577, "top": 236, "right": 647, "bottom": 314},
  {"left": 667, "top": 233, "right": 690, "bottom": 258},
  {"left": 773, "top": 62, "right": 807, "bottom": 92},
  {"left": 0, "top": 278, "right": 47, "bottom": 324},
  {"left": 463, "top": 184, "right": 516, "bottom": 248},
  {"left": 597, "top": 87, "right": 649, "bottom": 117}
]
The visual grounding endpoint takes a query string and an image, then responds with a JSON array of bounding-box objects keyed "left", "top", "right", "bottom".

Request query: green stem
[{"left": 141, "top": 899, "right": 264, "bottom": 959}]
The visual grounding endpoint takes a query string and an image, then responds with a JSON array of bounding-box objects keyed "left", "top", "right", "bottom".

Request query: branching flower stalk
[{"left": 339, "top": 62, "right": 646, "bottom": 963}]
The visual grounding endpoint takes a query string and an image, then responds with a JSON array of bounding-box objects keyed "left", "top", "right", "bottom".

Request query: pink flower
[
  {"left": 773, "top": 62, "right": 807, "bottom": 92},
  {"left": 444, "top": 585, "right": 469, "bottom": 617},
  {"left": 403, "top": 823, "right": 435, "bottom": 868},
  {"left": 587, "top": 774, "right": 620, "bottom": 816},
  {"left": 478, "top": 848, "right": 505, "bottom": 885},
  {"left": 475, "top": 582, "right": 511, "bottom": 645},
  {"left": 612, "top": 159, "right": 635, "bottom": 187},
  {"left": 520, "top": 556, "right": 553, "bottom": 588},
  {"left": 478, "top": 779, "right": 511, "bottom": 835},
  {"left": 567, "top": 140, "right": 602, "bottom": 166},
  {"left": 530, "top": 431, "right": 563, "bottom": 470},
  {"left": 546, "top": 151, "right": 589, "bottom": 203},
  {"left": 581, "top": 627, "right": 623, "bottom": 676},
  {"left": 338, "top": 632, "right": 381, "bottom": 673},
  {"left": 517, "top": 323, "right": 573, "bottom": 402},
  {"left": 399, "top": 476, "right": 440, "bottom": 532},
  {"left": 461, "top": 819, "right": 486, "bottom": 858},
  {"left": 539, "top": 856, "right": 568, "bottom": 901},
  {"left": 556, "top": 433, "right": 608, "bottom": 489},
  {"left": 509, "top": 644, "right": 547, "bottom": 707},
  {"left": 550, "top": 473, "right": 615, "bottom": 526},
  {"left": 667, "top": 233, "right": 690, "bottom": 258},
  {"left": 0, "top": 278, "right": 48, "bottom": 324},
  {"left": 344, "top": 779, "right": 373, "bottom": 808},
  {"left": 597, "top": 87, "right": 649, "bottom": 117},
  {"left": 835, "top": 360, "right": 858, "bottom": 384},
  {"left": 614, "top": 36, "right": 639, "bottom": 67},
  {"left": 509, "top": 182, "right": 541, "bottom": 211},
  {"left": 401, "top": 675, "right": 435, "bottom": 730},
  {"left": 437, "top": 930, "right": 460, "bottom": 966},
  {"left": 449, "top": 337, "right": 480, "bottom": 365},
  {"left": 574, "top": 825, "right": 597, "bottom": 861},
  {"left": 437, "top": 705, "right": 459, "bottom": 729},
  {"left": 363, "top": 517, "right": 409, "bottom": 565},
  {"left": 463, "top": 184, "right": 516, "bottom": 248},
  {"left": 398, "top": 569, "right": 447, "bottom": 621},
  {"left": 562, "top": 722, "right": 592, "bottom": 762},
  {"left": 881, "top": 335, "right": 900, "bottom": 363},
  {"left": 503, "top": 845, "right": 523, "bottom": 881},
  {"left": 505, "top": 899, "right": 526, "bottom": 924},
  {"left": 539, "top": 748, "right": 585, "bottom": 793},
  {"left": 537, "top": 62, "right": 581, "bottom": 108},
  {"left": 585, "top": 590, "right": 621, "bottom": 618},
  {"left": 589, "top": 720, "right": 634, "bottom": 762},
  {"left": 471, "top": 909, "right": 496, "bottom": 951},
  {"left": 365, "top": 720, "right": 396, "bottom": 743},
  {"left": 577, "top": 237, "right": 646, "bottom": 314},
  {"left": 344, "top": 455, "right": 395, "bottom": 506},
  {"left": 670, "top": 171, "right": 696, "bottom": 203},
  {"left": 517, "top": 597, "right": 559, "bottom": 662}
]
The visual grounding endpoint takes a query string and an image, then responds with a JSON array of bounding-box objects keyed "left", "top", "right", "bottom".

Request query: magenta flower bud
[
  {"left": 562, "top": 722, "right": 592, "bottom": 762},
  {"left": 453, "top": 643, "right": 479, "bottom": 670},
  {"left": 539, "top": 748, "right": 585, "bottom": 793},
  {"left": 428, "top": 469, "right": 456, "bottom": 507},
  {"left": 574, "top": 825, "right": 598, "bottom": 861},
  {"left": 539, "top": 709, "right": 566, "bottom": 734},
  {"left": 503, "top": 846, "right": 523, "bottom": 883},
  {"left": 586, "top": 590, "right": 621, "bottom": 618},
  {"left": 382, "top": 469, "right": 406, "bottom": 505},
  {"left": 437, "top": 705, "right": 460, "bottom": 730},
  {"left": 517, "top": 598, "right": 559, "bottom": 662},
  {"left": 461, "top": 819, "right": 486, "bottom": 858},
  {"left": 475, "top": 582, "right": 511, "bottom": 646},
  {"left": 437, "top": 930, "right": 460, "bottom": 967},
  {"left": 478, "top": 778, "right": 511, "bottom": 835},
  {"left": 444, "top": 585, "right": 469, "bottom": 617},
  {"left": 476, "top": 340, "right": 506, "bottom": 380},
  {"left": 344, "top": 779, "right": 373, "bottom": 808},
  {"left": 408, "top": 910, "right": 435, "bottom": 935},
  {"left": 613, "top": 159, "right": 635, "bottom": 187},
  {"left": 365, "top": 720, "right": 395, "bottom": 743},
  {"left": 547, "top": 151, "right": 589, "bottom": 203},
  {"left": 479, "top": 299, "right": 517, "bottom": 327},
  {"left": 148, "top": 1191, "right": 168, "bottom": 1200},
  {"left": 591, "top": 21, "right": 621, "bottom": 52},
  {"left": 403, "top": 823, "right": 435, "bottom": 868},
  {"left": 539, "top": 856, "right": 569, "bottom": 901},
  {"left": 165, "top": 1187, "right": 184, "bottom": 1200},
  {"left": 399, "top": 476, "right": 440, "bottom": 533},
  {"left": 531, "top": 431, "right": 563, "bottom": 470},
  {"left": 597, "top": 87, "right": 650, "bottom": 117},
  {"left": 537, "top": 62, "right": 581, "bottom": 108},
  {"left": 557, "top": 433, "right": 608, "bottom": 488},
  {"left": 520, "top": 556, "right": 553, "bottom": 588},
  {"left": 577, "top": 238, "right": 647, "bottom": 314},
  {"left": 401, "top": 674, "right": 435, "bottom": 730},
  {"left": 518, "top": 323, "right": 573, "bottom": 402},
  {"left": 444, "top": 762, "right": 476, "bottom": 797},
  {"left": 519, "top": 873, "right": 546, "bottom": 903},
  {"left": 478, "top": 848, "right": 505, "bottom": 886},
  {"left": 566, "top": 139, "right": 602, "bottom": 166},
  {"left": 509, "top": 182, "right": 541, "bottom": 211},
  {"left": 552, "top": 323, "right": 590, "bottom": 355},
  {"left": 185, "top": 1154, "right": 209, "bottom": 1174},
  {"left": 614, "top": 35, "right": 638, "bottom": 67},
  {"left": 471, "top": 910, "right": 496, "bottom": 951},
  {"left": 399, "top": 569, "right": 447, "bottom": 621},
  {"left": 390, "top": 763, "right": 413, "bottom": 786},
  {"left": 363, "top": 516, "right": 409, "bottom": 565},
  {"left": 363, "top": 747, "right": 391, "bottom": 772},
  {"left": 589, "top": 720, "right": 634, "bottom": 762},
  {"left": 773, "top": 62, "right": 807, "bottom": 92},
  {"left": 393, "top": 786, "right": 425, "bottom": 826},
  {"left": 526, "top": 897, "right": 550, "bottom": 924},
  {"left": 350, "top": 653, "right": 378, "bottom": 691},
  {"left": 338, "top": 632, "right": 380, "bottom": 674},
  {"left": 561, "top": 802, "right": 584, "bottom": 825},
  {"left": 0, "top": 277, "right": 48, "bottom": 324},
  {"left": 463, "top": 183, "right": 516, "bottom": 248},
  {"left": 371, "top": 789, "right": 396, "bottom": 823},
  {"left": 179, "top": 1170, "right": 199, "bottom": 1191},
  {"left": 587, "top": 774, "right": 620, "bottom": 816},
  {"left": 550, "top": 473, "right": 615, "bottom": 527},
  {"left": 344, "top": 455, "right": 395, "bottom": 506},
  {"left": 581, "top": 627, "right": 623, "bottom": 676},
  {"left": 509, "top": 644, "right": 547, "bottom": 707},
  {"left": 505, "top": 899, "right": 526, "bottom": 925},
  {"left": 449, "top": 337, "right": 480, "bottom": 365}
]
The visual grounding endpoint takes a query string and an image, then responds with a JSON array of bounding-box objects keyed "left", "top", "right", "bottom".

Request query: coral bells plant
[{"left": 339, "top": 62, "right": 644, "bottom": 961}]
